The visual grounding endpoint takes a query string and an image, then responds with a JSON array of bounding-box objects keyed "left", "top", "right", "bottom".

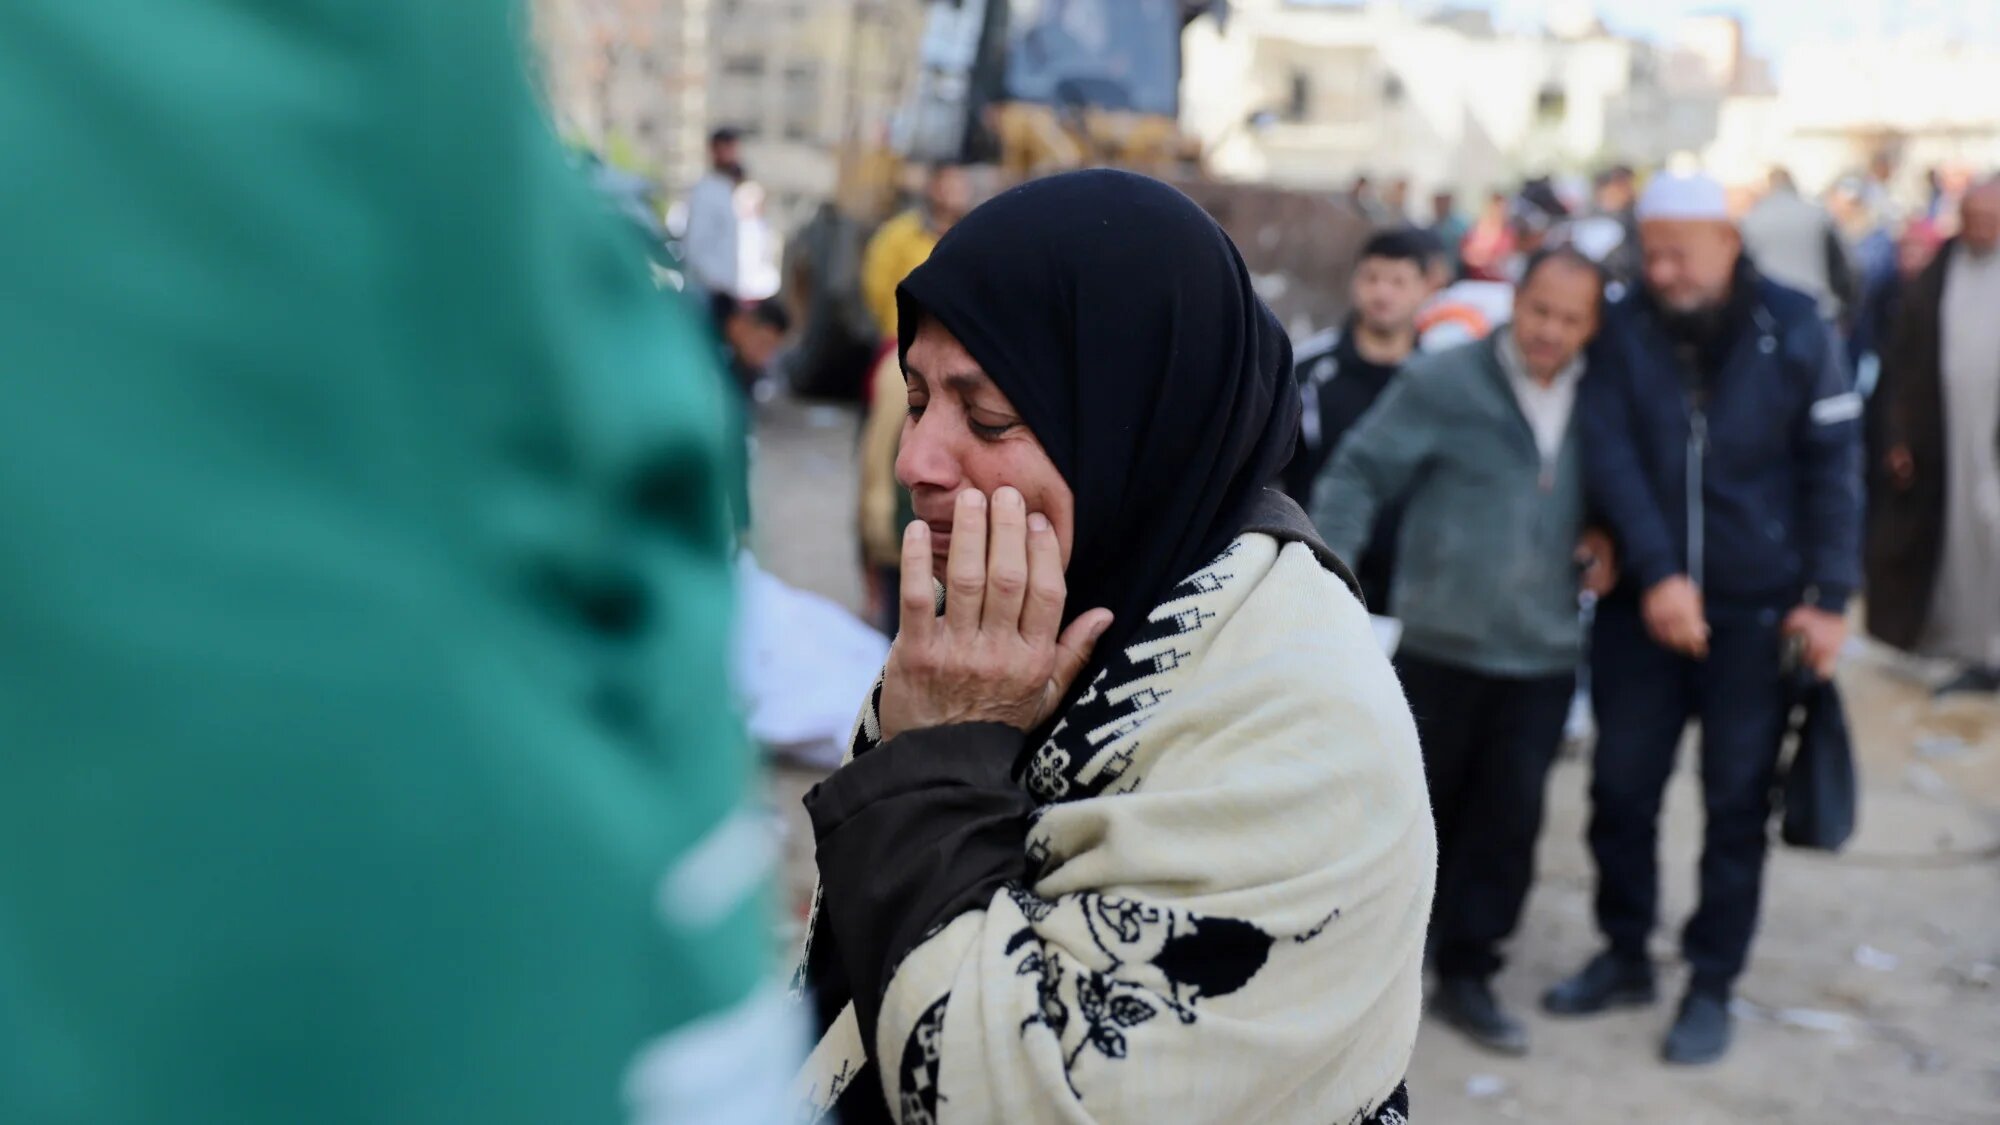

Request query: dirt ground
[{"left": 748, "top": 394, "right": 2000, "bottom": 1124}]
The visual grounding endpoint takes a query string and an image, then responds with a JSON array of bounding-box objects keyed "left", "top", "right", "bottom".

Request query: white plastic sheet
[
  {"left": 730, "top": 555, "right": 889, "bottom": 769},
  {"left": 1370, "top": 614, "right": 1403, "bottom": 657}
]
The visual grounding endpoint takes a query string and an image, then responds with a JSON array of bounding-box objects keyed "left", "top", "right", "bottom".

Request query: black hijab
[{"left": 895, "top": 169, "right": 1299, "bottom": 674}]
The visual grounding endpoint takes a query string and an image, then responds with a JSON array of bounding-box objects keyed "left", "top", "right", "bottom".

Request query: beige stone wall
[
  {"left": 531, "top": 0, "right": 919, "bottom": 218},
  {"left": 529, "top": 0, "right": 711, "bottom": 198}
]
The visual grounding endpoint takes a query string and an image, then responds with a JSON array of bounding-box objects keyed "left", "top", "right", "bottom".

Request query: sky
[{"left": 1478, "top": 0, "right": 2000, "bottom": 57}]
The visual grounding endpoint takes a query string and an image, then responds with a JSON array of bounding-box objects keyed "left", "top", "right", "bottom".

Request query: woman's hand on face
[{"left": 878, "top": 487, "right": 1113, "bottom": 743}]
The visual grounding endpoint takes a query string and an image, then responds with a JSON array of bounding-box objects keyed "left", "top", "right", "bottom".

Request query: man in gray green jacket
[{"left": 1310, "top": 247, "right": 1614, "bottom": 1057}]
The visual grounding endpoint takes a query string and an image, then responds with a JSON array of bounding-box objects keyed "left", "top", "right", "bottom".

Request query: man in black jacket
[
  {"left": 1284, "top": 228, "right": 1433, "bottom": 606},
  {"left": 1547, "top": 172, "right": 1862, "bottom": 1066}
]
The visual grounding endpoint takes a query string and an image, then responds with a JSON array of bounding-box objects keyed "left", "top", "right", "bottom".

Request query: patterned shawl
[{"left": 794, "top": 528, "right": 1436, "bottom": 1124}]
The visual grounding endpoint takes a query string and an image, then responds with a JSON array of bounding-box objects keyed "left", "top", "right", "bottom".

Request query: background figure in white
[
  {"left": 733, "top": 179, "right": 781, "bottom": 302},
  {"left": 1921, "top": 179, "right": 2000, "bottom": 687},
  {"left": 683, "top": 126, "right": 746, "bottom": 303}
]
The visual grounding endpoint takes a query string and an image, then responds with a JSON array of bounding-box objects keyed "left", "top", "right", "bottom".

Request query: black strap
[{"left": 1237, "top": 487, "right": 1366, "bottom": 609}]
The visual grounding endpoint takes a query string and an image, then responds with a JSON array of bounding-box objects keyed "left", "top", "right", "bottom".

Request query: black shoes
[
  {"left": 1540, "top": 950, "right": 1657, "bottom": 1016},
  {"left": 1662, "top": 989, "right": 1734, "bottom": 1066},
  {"left": 1536, "top": 952, "right": 1735, "bottom": 1064},
  {"left": 1432, "top": 975, "right": 1530, "bottom": 1056}
]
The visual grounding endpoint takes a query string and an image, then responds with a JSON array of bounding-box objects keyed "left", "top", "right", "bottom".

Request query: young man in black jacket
[
  {"left": 1550, "top": 172, "right": 1862, "bottom": 1066},
  {"left": 1285, "top": 228, "right": 1434, "bottom": 607}
]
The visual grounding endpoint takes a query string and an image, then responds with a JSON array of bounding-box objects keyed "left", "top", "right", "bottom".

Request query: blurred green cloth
[{"left": 0, "top": 3, "right": 775, "bottom": 1122}]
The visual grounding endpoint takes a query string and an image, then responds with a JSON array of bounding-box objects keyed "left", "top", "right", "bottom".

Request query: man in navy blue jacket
[{"left": 1544, "top": 173, "right": 1862, "bottom": 1066}]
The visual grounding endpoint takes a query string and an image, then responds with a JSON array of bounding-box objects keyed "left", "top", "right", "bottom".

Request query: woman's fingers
[
  {"left": 1020, "top": 511, "right": 1066, "bottom": 643},
  {"left": 898, "top": 520, "right": 937, "bottom": 646},
  {"left": 943, "top": 489, "right": 988, "bottom": 631},
  {"left": 981, "top": 488, "right": 1030, "bottom": 632}
]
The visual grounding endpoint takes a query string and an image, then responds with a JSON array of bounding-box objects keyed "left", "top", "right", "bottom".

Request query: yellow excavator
[{"left": 782, "top": 0, "right": 1372, "bottom": 399}]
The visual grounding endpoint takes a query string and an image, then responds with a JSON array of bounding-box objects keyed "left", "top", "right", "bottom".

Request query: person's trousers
[
  {"left": 1396, "top": 652, "right": 1575, "bottom": 980},
  {"left": 1587, "top": 599, "right": 1789, "bottom": 994}
]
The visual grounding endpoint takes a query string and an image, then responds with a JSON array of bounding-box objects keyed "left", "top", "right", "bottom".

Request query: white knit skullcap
[{"left": 1635, "top": 171, "right": 1731, "bottom": 223}]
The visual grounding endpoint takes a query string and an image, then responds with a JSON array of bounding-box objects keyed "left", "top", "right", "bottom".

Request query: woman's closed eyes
[{"left": 903, "top": 392, "right": 1022, "bottom": 443}]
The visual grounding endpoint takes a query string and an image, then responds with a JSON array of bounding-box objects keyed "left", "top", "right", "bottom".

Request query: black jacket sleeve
[
  {"left": 1823, "top": 223, "right": 1858, "bottom": 322},
  {"left": 804, "top": 722, "right": 1034, "bottom": 1046},
  {"left": 1582, "top": 333, "right": 1683, "bottom": 591}
]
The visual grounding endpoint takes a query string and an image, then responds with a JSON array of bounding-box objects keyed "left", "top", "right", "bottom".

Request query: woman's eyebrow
[
  {"left": 903, "top": 360, "right": 991, "bottom": 398},
  {"left": 941, "top": 372, "right": 991, "bottom": 397}
]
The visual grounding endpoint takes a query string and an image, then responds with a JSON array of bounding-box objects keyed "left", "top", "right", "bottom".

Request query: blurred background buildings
[
  {"left": 533, "top": 0, "right": 2000, "bottom": 218},
  {"left": 536, "top": 0, "right": 923, "bottom": 230}
]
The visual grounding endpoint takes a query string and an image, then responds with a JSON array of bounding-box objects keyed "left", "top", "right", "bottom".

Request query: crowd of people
[
  {"left": 8, "top": 0, "right": 1992, "bottom": 1111},
  {"left": 656, "top": 121, "right": 2000, "bottom": 1111},
  {"left": 1294, "top": 161, "right": 2000, "bottom": 1070}
]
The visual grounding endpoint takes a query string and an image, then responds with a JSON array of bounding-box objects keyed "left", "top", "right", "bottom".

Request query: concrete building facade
[
  {"left": 534, "top": 0, "right": 918, "bottom": 222},
  {"left": 1181, "top": 1, "right": 1741, "bottom": 204},
  {"left": 532, "top": 0, "right": 712, "bottom": 199},
  {"left": 705, "top": 0, "right": 922, "bottom": 233},
  {"left": 1706, "top": 35, "right": 2000, "bottom": 198}
]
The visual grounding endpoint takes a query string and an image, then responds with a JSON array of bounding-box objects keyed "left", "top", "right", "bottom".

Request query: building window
[
  {"left": 1287, "top": 70, "right": 1311, "bottom": 122},
  {"left": 1536, "top": 86, "right": 1568, "bottom": 123},
  {"left": 1317, "top": 49, "right": 1377, "bottom": 123},
  {"left": 1382, "top": 74, "right": 1404, "bottom": 105},
  {"left": 722, "top": 55, "right": 763, "bottom": 77}
]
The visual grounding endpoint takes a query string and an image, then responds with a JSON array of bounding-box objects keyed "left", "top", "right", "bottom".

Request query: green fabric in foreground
[{"left": 0, "top": 2, "right": 775, "bottom": 1122}]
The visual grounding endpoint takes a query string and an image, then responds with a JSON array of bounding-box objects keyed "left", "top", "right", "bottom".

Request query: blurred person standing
[
  {"left": 1461, "top": 191, "right": 1518, "bottom": 282},
  {"left": 733, "top": 179, "right": 782, "bottom": 302},
  {"left": 1861, "top": 152, "right": 1903, "bottom": 228},
  {"left": 1585, "top": 164, "right": 1643, "bottom": 292},
  {"left": 1848, "top": 219, "right": 1944, "bottom": 390},
  {"left": 1508, "top": 180, "right": 1573, "bottom": 278},
  {"left": 1417, "top": 181, "right": 1571, "bottom": 352},
  {"left": 1312, "top": 249, "right": 1615, "bottom": 1056},
  {"left": 1285, "top": 229, "right": 1433, "bottom": 606},
  {"left": 1869, "top": 177, "right": 2000, "bottom": 697},
  {"left": 1428, "top": 188, "right": 1469, "bottom": 279},
  {"left": 1854, "top": 222, "right": 1945, "bottom": 469},
  {"left": 1348, "top": 171, "right": 1392, "bottom": 226},
  {"left": 0, "top": 3, "right": 791, "bottom": 1123},
  {"left": 1383, "top": 176, "right": 1414, "bottom": 225},
  {"left": 1740, "top": 168, "right": 1857, "bottom": 324},
  {"left": 1935, "top": 166, "right": 1979, "bottom": 232},
  {"left": 684, "top": 127, "right": 752, "bottom": 309},
  {"left": 857, "top": 163, "right": 975, "bottom": 632},
  {"left": 1829, "top": 175, "right": 1899, "bottom": 301},
  {"left": 860, "top": 164, "right": 974, "bottom": 343},
  {"left": 1549, "top": 172, "right": 1862, "bottom": 1066}
]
